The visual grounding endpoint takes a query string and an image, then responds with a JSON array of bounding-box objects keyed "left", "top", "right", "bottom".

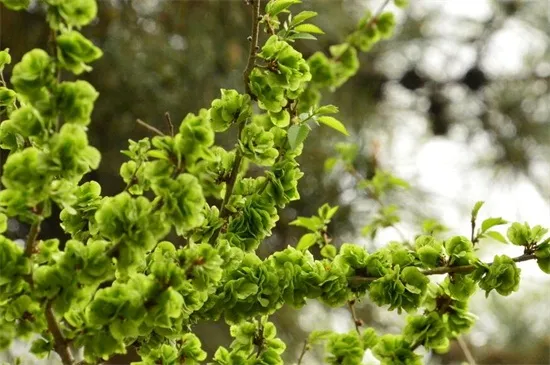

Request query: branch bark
[
  {"left": 46, "top": 301, "right": 74, "bottom": 365},
  {"left": 243, "top": 0, "right": 262, "bottom": 97}
]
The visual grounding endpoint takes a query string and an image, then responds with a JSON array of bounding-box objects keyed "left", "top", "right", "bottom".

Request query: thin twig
[
  {"left": 164, "top": 112, "right": 175, "bottom": 136},
  {"left": 219, "top": 125, "right": 245, "bottom": 218},
  {"left": 45, "top": 301, "right": 74, "bottom": 365},
  {"left": 296, "top": 340, "right": 309, "bottom": 365},
  {"left": 136, "top": 119, "right": 165, "bottom": 136},
  {"left": 350, "top": 253, "right": 537, "bottom": 284},
  {"left": 243, "top": 0, "right": 262, "bottom": 96},
  {"left": 457, "top": 336, "right": 477, "bottom": 365},
  {"left": 24, "top": 221, "right": 41, "bottom": 258},
  {"left": 365, "top": 0, "right": 391, "bottom": 29},
  {"left": 347, "top": 300, "right": 362, "bottom": 335}
]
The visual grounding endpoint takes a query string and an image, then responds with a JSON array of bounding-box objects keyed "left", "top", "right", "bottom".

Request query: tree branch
[
  {"left": 349, "top": 253, "right": 537, "bottom": 284},
  {"left": 210, "top": 0, "right": 262, "bottom": 244},
  {"left": 136, "top": 119, "right": 165, "bottom": 136},
  {"left": 45, "top": 301, "right": 74, "bottom": 365},
  {"left": 243, "top": 0, "right": 262, "bottom": 97},
  {"left": 296, "top": 340, "right": 309, "bottom": 365},
  {"left": 347, "top": 300, "right": 362, "bottom": 335}
]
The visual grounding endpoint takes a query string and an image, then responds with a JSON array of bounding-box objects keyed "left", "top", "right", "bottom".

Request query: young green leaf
[
  {"left": 294, "top": 23, "right": 325, "bottom": 34},
  {"left": 290, "top": 11, "right": 318, "bottom": 27},
  {"left": 481, "top": 217, "right": 507, "bottom": 233},
  {"left": 296, "top": 233, "right": 318, "bottom": 251},
  {"left": 315, "top": 104, "right": 339, "bottom": 115},
  {"left": 308, "top": 330, "right": 333, "bottom": 345},
  {"left": 471, "top": 201, "right": 484, "bottom": 221},
  {"left": 266, "top": 0, "right": 301, "bottom": 17},
  {"left": 318, "top": 116, "right": 349, "bottom": 136},
  {"left": 483, "top": 231, "right": 508, "bottom": 244},
  {"left": 287, "top": 124, "right": 310, "bottom": 150},
  {"left": 288, "top": 32, "right": 318, "bottom": 41}
]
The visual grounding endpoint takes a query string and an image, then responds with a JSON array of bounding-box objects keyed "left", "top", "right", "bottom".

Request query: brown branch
[
  {"left": 24, "top": 221, "right": 41, "bottom": 258},
  {"left": 349, "top": 253, "right": 537, "bottom": 284},
  {"left": 164, "top": 112, "right": 175, "bottom": 136},
  {"left": 296, "top": 340, "right": 309, "bottom": 365},
  {"left": 347, "top": 300, "right": 362, "bottom": 335},
  {"left": 457, "top": 336, "right": 477, "bottom": 365},
  {"left": 136, "top": 119, "right": 165, "bottom": 136},
  {"left": 243, "top": 0, "right": 262, "bottom": 96},
  {"left": 45, "top": 301, "right": 74, "bottom": 365}
]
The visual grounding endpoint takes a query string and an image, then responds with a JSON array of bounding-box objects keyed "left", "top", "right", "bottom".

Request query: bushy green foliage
[{"left": 0, "top": 0, "right": 548, "bottom": 364}]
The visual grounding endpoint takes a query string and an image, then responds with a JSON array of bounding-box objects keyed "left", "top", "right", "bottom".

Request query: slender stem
[
  {"left": 45, "top": 301, "right": 74, "bottom": 365},
  {"left": 219, "top": 126, "right": 245, "bottom": 218},
  {"left": 296, "top": 340, "right": 308, "bottom": 365},
  {"left": 457, "top": 336, "right": 477, "bottom": 365},
  {"left": 347, "top": 300, "right": 362, "bottom": 335},
  {"left": 243, "top": 0, "right": 262, "bottom": 96},
  {"left": 164, "top": 112, "right": 175, "bottom": 136},
  {"left": 350, "top": 253, "right": 537, "bottom": 284},
  {"left": 365, "top": 0, "right": 391, "bottom": 29},
  {"left": 24, "top": 221, "right": 41, "bottom": 258},
  {"left": 136, "top": 119, "right": 165, "bottom": 136}
]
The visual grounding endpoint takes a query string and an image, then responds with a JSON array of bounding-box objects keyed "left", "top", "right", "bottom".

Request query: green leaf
[
  {"left": 471, "top": 201, "right": 484, "bottom": 221},
  {"left": 266, "top": 0, "right": 300, "bottom": 17},
  {"left": 0, "top": 0, "right": 30, "bottom": 11},
  {"left": 308, "top": 330, "right": 333, "bottom": 345},
  {"left": 290, "top": 11, "right": 318, "bottom": 27},
  {"left": 290, "top": 216, "right": 324, "bottom": 231},
  {"left": 320, "top": 244, "right": 337, "bottom": 259},
  {"left": 483, "top": 231, "right": 508, "bottom": 244},
  {"left": 296, "top": 233, "right": 318, "bottom": 251},
  {"left": 288, "top": 32, "right": 318, "bottom": 41},
  {"left": 394, "top": 0, "right": 409, "bottom": 8},
  {"left": 317, "top": 116, "right": 349, "bottom": 136},
  {"left": 481, "top": 217, "right": 507, "bottom": 233},
  {"left": 287, "top": 124, "right": 310, "bottom": 150},
  {"left": 315, "top": 104, "right": 339, "bottom": 115},
  {"left": 324, "top": 157, "right": 338, "bottom": 172},
  {"left": 294, "top": 23, "right": 324, "bottom": 34}
]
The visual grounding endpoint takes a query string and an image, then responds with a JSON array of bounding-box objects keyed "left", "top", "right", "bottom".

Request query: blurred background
[{"left": 1, "top": 0, "right": 549, "bottom": 364}]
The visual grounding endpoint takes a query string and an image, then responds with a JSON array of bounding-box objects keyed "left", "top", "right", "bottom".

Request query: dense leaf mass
[{"left": 0, "top": 0, "right": 548, "bottom": 364}]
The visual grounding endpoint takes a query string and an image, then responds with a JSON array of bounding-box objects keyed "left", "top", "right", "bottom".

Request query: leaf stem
[
  {"left": 347, "top": 300, "right": 362, "bottom": 335},
  {"left": 296, "top": 340, "right": 308, "bottom": 365}
]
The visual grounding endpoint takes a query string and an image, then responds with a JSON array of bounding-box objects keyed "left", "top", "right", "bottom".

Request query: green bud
[
  {"left": 56, "top": 80, "right": 99, "bottom": 125},
  {"left": 11, "top": 49, "right": 53, "bottom": 95},
  {"left": 210, "top": 89, "right": 252, "bottom": 132},
  {"left": 56, "top": 31, "right": 103, "bottom": 75},
  {"left": 0, "top": 87, "right": 17, "bottom": 106},
  {"left": 478, "top": 255, "right": 521, "bottom": 296},
  {"left": 0, "top": 48, "right": 11, "bottom": 71},
  {"left": 0, "top": 0, "right": 30, "bottom": 11}
]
